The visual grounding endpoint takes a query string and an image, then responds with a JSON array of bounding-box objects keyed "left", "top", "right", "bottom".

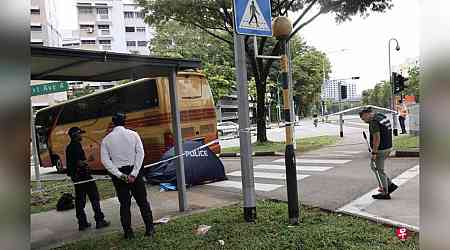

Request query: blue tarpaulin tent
[{"left": 145, "top": 140, "right": 227, "bottom": 187}]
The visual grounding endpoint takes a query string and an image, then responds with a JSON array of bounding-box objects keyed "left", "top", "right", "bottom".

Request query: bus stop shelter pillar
[{"left": 168, "top": 68, "right": 188, "bottom": 212}]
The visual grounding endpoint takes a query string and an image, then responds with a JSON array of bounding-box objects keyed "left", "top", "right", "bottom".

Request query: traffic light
[
  {"left": 393, "top": 72, "right": 408, "bottom": 94},
  {"left": 340, "top": 85, "right": 347, "bottom": 99}
]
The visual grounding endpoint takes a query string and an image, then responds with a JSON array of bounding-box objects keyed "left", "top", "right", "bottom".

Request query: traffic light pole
[{"left": 388, "top": 39, "right": 399, "bottom": 136}]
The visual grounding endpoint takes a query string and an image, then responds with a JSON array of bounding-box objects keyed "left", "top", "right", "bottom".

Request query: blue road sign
[{"left": 234, "top": 0, "right": 272, "bottom": 37}]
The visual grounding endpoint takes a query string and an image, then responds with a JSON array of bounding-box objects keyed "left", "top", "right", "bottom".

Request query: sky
[
  {"left": 293, "top": 0, "right": 420, "bottom": 92},
  {"left": 56, "top": 0, "right": 420, "bottom": 93}
]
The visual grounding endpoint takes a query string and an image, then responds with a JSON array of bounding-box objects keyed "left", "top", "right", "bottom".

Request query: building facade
[
  {"left": 30, "top": 0, "right": 62, "bottom": 46},
  {"left": 122, "top": 0, "right": 153, "bottom": 55},
  {"left": 321, "top": 79, "right": 360, "bottom": 101},
  {"left": 75, "top": 0, "right": 127, "bottom": 52}
]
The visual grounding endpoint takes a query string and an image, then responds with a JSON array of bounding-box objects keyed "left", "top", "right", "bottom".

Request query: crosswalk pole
[
  {"left": 281, "top": 40, "right": 299, "bottom": 225},
  {"left": 234, "top": 31, "right": 256, "bottom": 222}
]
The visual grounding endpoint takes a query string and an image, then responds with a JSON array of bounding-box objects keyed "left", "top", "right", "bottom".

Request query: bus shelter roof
[{"left": 31, "top": 45, "right": 201, "bottom": 81}]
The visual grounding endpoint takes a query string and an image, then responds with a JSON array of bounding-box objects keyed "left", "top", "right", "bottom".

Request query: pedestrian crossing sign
[{"left": 234, "top": 0, "right": 272, "bottom": 37}]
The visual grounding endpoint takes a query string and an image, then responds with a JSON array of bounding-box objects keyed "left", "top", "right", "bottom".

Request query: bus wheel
[{"left": 54, "top": 156, "right": 64, "bottom": 173}]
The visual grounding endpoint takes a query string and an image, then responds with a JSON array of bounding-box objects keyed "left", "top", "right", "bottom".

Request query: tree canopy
[{"left": 138, "top": 0, "right": 394, "bottom": 142}]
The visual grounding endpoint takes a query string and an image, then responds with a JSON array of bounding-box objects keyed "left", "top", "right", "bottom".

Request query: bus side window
[{"left": 121, "top": 80, "right": 158, "bottom": 112}]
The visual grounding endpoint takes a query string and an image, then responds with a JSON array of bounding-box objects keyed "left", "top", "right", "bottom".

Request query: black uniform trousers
[
  {"left": 72, "top": 178, "right": 105, "bottom": 226},
  {"left": 111, "top": 166, "right": 154, "bottom": 233}
]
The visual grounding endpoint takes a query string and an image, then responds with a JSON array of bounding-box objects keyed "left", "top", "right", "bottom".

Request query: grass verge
[
  {"left": 393, "top": 135, "right": 419, "bottom": 150},
  {"left": 221, "top": 136, "right": 339, "bottom": 154},
  {"left": 31, "top": 179, "right": 115, "bottom": 214},
  {"left": 56, "top": 200, "right": 418, "bottom": 250}
]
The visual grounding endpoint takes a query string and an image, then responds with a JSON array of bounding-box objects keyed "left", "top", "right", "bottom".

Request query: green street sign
[{"left": 31, "top": 81, "right": 68, "bottom": 96}]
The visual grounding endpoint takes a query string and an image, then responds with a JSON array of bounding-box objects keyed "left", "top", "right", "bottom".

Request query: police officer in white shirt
[{"left": 101, "top": 112, "right": 154, "bottom": 239}]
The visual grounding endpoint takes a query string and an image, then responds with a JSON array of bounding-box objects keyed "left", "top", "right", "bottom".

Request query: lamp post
[{"left": 388, "top": 38, "right": 400, "bottom": 136}]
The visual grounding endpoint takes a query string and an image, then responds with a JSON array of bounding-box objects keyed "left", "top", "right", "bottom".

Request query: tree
[
  {"left": 149, "top": 20, "right": 235, "bottom": 102},
  {"left": 362, "top": 80, "right": 391, "bottom": 108},
  {"left": 291, "top": 43, "right": 331, "bottom": 117},
  {"left": 405, "top": 65, "right": 420, "bottom": 102},
  {"left": 137, "top": 0, "right": 393, "bottom": 142}
]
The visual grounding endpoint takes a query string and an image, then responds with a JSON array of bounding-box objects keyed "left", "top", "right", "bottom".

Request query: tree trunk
[{"left": 256, "top": 79, "right": 267, "bottom": 142}]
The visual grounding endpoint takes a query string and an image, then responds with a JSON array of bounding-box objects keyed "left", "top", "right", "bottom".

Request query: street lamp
[{"left": 388, "top": 38, "right": 400, "bottom": 136}]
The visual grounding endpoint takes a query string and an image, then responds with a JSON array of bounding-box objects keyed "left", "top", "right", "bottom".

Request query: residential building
[
  {"left": 30, "top": 0, "right": 62, "bottom": 46},
  {"left": 75, "top": 0, "right": 127, "bottom": 52},
  {"left": 122, "top": 0, "right": 153, "bottom": 55},
  {"left": 321, "top": 79, "right": 360, "bottom": 101}
]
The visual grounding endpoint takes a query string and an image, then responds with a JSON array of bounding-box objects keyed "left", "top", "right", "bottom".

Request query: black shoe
[
  {"left": 79, "top": 222, "right": 92, "bottom": 231},
  {"left": 124, "top": 230, "right": 135, "bottom": 239},
  {"left": 145, "top": 227, "right": 155, "bottom": 238},
  {"left": 388, "top": 183, "right": 398, "bottom": 195},
  {"left": 96, "top": 220, "right": 110, "bottom": 229},
  {"left": 372, "top": 193, "right": 391, "bottom": 200}
]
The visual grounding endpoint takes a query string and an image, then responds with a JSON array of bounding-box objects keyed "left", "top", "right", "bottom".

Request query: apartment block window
[
  {"left": 31, "top": 9, "right": 40, "bottom": 15},
  {"left": 99, "top": 40, "right": 111, "bottom": 45},
  {"left": 31, "top": 25, "right": 42, "bottom": 31},
  {"left": 135, "top": 12, "right": 145, "bottom": 18},
  {"left": 136, "top": 27, "right": 146, "bottom": 33},
  {"left": 78, "top": 7, "right": 93, "bottom": 14},
  {"left": 125, "top": 26, "right": 135, "bottom": 32},
  {"left": 126, "top": 41, "right": 136, "bottom": 47},
  {"left": 97, "top": 8, "right": 108, "bottom": 15},
  {"left": 124, "top": 11, "right": 134, "bottom": 18},
  {"left": 31, "top": 42, "right": 44, "bottom": 45},
  {"left": 80, "top": 24, "right": 94, "bottom": 30},
  {"left": 81, "top": 40, "right": 96, "bottom": 45},
  {"left": 138, "top": 41, "right": 147, "bottom": 47},
  {"left": 98, "top": 25, "right": 109, "bottom": 30}
]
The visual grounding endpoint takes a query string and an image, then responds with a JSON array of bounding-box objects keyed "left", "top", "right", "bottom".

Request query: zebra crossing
[{"left": 206, "top": 150, "right": 362, "bottom": 192}]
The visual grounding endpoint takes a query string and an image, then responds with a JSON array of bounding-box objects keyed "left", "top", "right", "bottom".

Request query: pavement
[{"left": 31, "top": 122, "right": 419, "bottom": 249}]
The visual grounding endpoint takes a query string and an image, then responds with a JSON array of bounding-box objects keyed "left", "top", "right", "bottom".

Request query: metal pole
[
  {"left": 281, "top": 40, "right": 299, "bottom": 225},
  {"left": 338, "top": 81, "right": 343, "bottom": 137},
  {"left": 287, "top": 42, "right": 296, "bottom": 149},
  {"left": 388, "top": 39, "right": 399, "bottom": 136},
  {"left": 31, "top": 104, "right": 41, "bottom": 190},
  {"left": 234, "top": 32, "right": 256, "bottom": 222},
  {"left": 168, "top": 69, "right": 188, "bottom": 211}
]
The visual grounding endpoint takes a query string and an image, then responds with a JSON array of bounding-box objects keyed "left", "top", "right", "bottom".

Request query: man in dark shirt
[
  {"left": 66, "top": 127, "right": 110, "bottom": 231},
  {"left": 359, "top": 108, "right": 398, "bottom": 200}
]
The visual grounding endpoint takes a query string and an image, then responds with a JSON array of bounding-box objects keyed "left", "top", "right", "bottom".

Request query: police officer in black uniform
[
  {"left": 66, "top": 127, "right": 110, "bottom": 231},
  {"left": 359, "top": 108, "right": 398, "bottom": 199}
]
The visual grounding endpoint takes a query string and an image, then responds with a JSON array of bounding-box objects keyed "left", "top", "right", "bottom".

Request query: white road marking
[
  {"left": 302, "top": 154, "right": 353, "bottom": 158},
  {"left": 227, "top": 171, "right": 309, "bottom": 180},
  {"left": 337, "top": 165, "right": 420, "bottom": 232},
  {"left": 206, "top": 180, "right": 283, "bottom": 192},
  {"left": 333, "top": 151, "right": 363, "bottom": 154},
  {"left": 254, "top": 164, "right": 333, "bottom": 172},
  {"left": 273, "top": 159, "right": 352, "bottom": 164}
]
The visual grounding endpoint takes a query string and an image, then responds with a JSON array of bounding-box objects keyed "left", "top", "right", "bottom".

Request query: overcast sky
[{"left": 56, "top": 0, "right": 420, "bottom": 93}]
